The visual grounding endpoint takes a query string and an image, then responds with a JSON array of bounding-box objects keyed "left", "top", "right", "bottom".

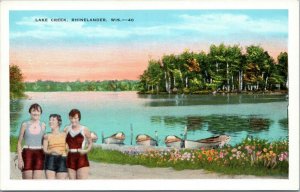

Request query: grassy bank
[{"left": 10, "top": 136, "right": 288, "bottom": 176}]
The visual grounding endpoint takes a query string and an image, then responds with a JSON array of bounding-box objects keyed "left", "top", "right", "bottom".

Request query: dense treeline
[
  {"left": 24, "top": 80, "right": 139, "bottom": 92},
  {"left": 139, "top": 44, "right": 288, "bottom": 94}
]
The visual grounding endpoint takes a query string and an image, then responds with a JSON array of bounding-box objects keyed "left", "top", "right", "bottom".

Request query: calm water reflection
[
  {"left": 151, "top": 115, "right": 272, "bottom": 134},
  {"left": 10, "top": 100, "right": 24, "bottom": 134},
  {"left": 139, "top": 94, "right": 287, "bottom": 106},
  {"left": 10, "top": 92, "right": 288, "bottom": 146}
]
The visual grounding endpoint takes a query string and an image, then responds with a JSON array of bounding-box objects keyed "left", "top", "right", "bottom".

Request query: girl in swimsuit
[
  {"left": 65, "top": 109, "right": 92, "bottom": 179},
  {"left": 17, "top": 103, "right": 46, "bottom": 179},
  {"left": 43, "top": 114, "right": 68, "bottom": 179}
]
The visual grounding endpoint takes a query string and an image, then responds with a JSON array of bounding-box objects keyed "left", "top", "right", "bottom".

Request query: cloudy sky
[{"left": 10, "top": 10, "right": 288, "bottom": 82}]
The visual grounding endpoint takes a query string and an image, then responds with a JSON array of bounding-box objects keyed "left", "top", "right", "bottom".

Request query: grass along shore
[{"left": 10, "top": 136, "right": 288, "bottom": 177}]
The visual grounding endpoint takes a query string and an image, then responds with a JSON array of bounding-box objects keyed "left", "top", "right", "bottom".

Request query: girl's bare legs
[
  {"left": 22, "top": 170, "right": 33, "bottom": 179},
  {"left": 56, "top": 172, "right": 68, "bottom": 179},
  {"left": 68, "top": 168, "right": 77, "bottom": 179},
  {"left": 45, "top": 170, "right": 56, "bottom": 179},
  {"left": 33, "top": 170, "right": 44, "bottom": 179},
  {"left": 77, "top": 167, "right": 89, "bottom": 179}
]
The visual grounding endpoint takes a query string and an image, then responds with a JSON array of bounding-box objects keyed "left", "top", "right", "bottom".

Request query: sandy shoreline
[{"left": 10, "top": 153, "right": 287, "bottom": 179}]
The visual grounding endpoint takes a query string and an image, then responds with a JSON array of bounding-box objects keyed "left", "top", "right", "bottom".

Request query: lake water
[{"left": 10, "top": 92, "right": 288, "bottom": 146}]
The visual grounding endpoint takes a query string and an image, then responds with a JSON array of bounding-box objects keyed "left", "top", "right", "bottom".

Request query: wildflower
[
  {"left": 207, "top": 156, "right": 213, "bottom": 162},
  {"left": 263, "top": 148, "right": 268, "bottom": 153},
  {"left": 251, "top": 146, "right": 256, "bottom": 150},
  {"left": 278, "top": 152, "right": 288, "bottom": 161},
  {"left": 219, "top": 152, "right": 224, "bottom": 158},
  {"left": 247, "top": 148, "right": 253, "bottom": 154},
  {"left": 209, "top": 149, "right": 214, "bottom": 156},
  {"left": 256, "top": 151, "right": 262, "bottom": 156},
  {"left": 198, "top": 154, "right": 202, "bottom": 159},
  {"left": 231, "top": 148, "right": 237, "bottom": 153},
  {"left": 229, "top": 157, "right": 233, "bottom": 160},
  {"left": 238, "top": 146, "right": 241, "bottom": 150}
]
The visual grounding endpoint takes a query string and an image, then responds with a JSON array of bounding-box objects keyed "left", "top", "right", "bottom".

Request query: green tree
[
  {"left": 245, "top": 45, "right": 266, "bottom": 90},
  {"left": 139, "top": 70, "right": 150, "bottom": 92},
  {"left": 261, "top": 51, "right": 275, "bottom": 90},
  {"left": 178, "top": 50, "right": 200, "bottom": 89},
  {"left": 162, "top": 54, "right": 177, "bottom": 93},
  {"left": 225, "top": 45, "right": 243, "bottom": 91},
  {"left": 147, "top": 60, "right": 163, "bottom": 93},
  {"left": 277, "top": 52, "right": 288, "bottom": 89},
  {"left": 10, "top": 65, "right": 25, "bottom": 99}
]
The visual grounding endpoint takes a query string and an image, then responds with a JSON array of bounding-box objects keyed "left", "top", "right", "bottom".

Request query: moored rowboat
[
  {"left": 164, "top": 135, "right": 184, "bottom": 148},
  {"left": 136, "top": 132, "right": 158, "bottom": 146},
  {"left": 102, "top": 132, "right": 125, "bottom": 144},
  {"left": 184, "top": 135, "right": 231, "bottom": 149}
]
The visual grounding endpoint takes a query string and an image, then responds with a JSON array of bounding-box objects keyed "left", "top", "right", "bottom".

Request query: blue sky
[{"left": 10, "top": 10, "right": 288, "bottom": 46}]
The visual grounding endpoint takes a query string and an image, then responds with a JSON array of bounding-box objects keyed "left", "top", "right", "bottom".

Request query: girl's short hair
[
  {"left": 29, "top": 103, "right": 42, "bottom": 114},
  {"left": 49, "top": 114, "right": 62, "bottom": 126},
  {"left": 69, "top": 109, "right": 81, "bottom": 121}
]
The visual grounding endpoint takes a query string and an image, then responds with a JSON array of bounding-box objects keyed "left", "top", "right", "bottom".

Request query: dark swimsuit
[
  {"left": 22, "top": 149, "right": 44, "bottom": 171},
  {"left": 45, "top": 155, "right": 67, "bottom": 172},
  {"left": 66, "top": 128, "right": 89, "bottom": 170},
  {"left": 22, "top": 122, "right": 45, "bottom": 171}
]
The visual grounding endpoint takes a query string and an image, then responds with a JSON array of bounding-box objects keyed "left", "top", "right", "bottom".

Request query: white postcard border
[{"left": 1, "top": 0, "right": 299, "bottom": 190}]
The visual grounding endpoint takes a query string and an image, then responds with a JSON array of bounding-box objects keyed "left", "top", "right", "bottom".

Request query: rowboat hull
[
  {"left": 184, "top": 140, "right": 221, "bottom": 149},
  {"left": 165, "top": 141, "right": 183, "bottom": 148},
  {"left": 136, "top": 139, "right": 157, "bottom": 146},
  {"left": 136, "top": 134, "right": 158, "bottom": 146},
  {"left": 103, "top": 137, "right": 125, "bottom": 145},
  {"left": 164, "top": 135, "right": 184, "bottom": 148},
  {"left": 102, "top": 132, "right": 126, "bottom": 144}
]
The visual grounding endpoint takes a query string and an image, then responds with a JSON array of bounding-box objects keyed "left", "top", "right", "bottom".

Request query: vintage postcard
[{"left": 0, "top": 0, "right": 299, "bottom": 190}]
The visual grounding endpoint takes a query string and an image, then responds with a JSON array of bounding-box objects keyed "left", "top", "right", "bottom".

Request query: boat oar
[
  {"left": 182, "top": 126, "right": 188, "bottom": 148},
  {"left": 183, "top": 126, "right": 187, "bottom": 140},
  {"left": 155, "top": 130, "right": 158, "bottom": 146},
  {"left": 101, "top": 131, "right": 105, "bottom": 144},
  {"left": 130, "top": 124, "right": 133, "bottom": 145}
]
